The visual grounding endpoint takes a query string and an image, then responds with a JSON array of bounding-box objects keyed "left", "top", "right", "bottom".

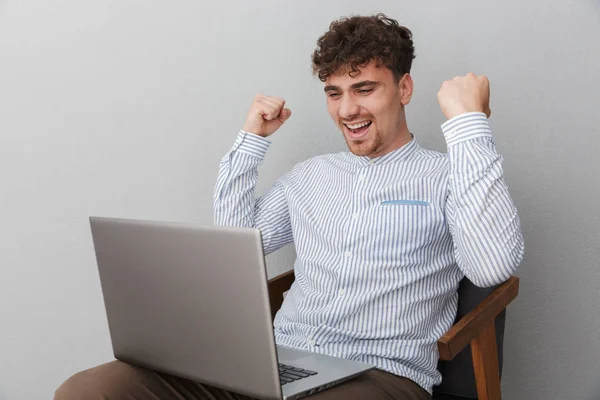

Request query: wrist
[
  {"left": 444, "top": 107, "right": 484, "bottom": 120},
  {"left": 441, "top": 112, "right": 491, "bottom": 147},
  {"left": 242, "top": 127, "right": 269, "bottom": 138},
  {"left": 234, "top": 130, "right": 272, "bottom": 158},
  {"left": 242, "top": 127, "right": 265, "bottom": 137}
]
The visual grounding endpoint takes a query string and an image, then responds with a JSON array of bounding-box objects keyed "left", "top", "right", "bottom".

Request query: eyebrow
[{"left": 324, "top": 80, "right": 380, "bottom": 92}]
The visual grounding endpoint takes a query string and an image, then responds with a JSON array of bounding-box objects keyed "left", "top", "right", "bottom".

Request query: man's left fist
[{"left": 437, "top": 72, "right": 491, "bottom": 120}]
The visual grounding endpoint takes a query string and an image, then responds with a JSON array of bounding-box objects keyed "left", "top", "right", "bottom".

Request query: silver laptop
[{"left": 89, "top": 217, "right": 374, "bottom": 400}]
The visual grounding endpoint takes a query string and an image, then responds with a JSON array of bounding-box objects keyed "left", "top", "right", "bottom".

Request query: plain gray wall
[{"left": 1, "top": 0, "right": 599, "bottom": 399}]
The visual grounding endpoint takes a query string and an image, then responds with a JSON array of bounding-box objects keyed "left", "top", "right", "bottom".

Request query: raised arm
[
  {"left": 213, "top": 95, "right": 295, "bottom": 255},
  {"left": 438, "top": 74, "right": 525, "bottom": 287}
]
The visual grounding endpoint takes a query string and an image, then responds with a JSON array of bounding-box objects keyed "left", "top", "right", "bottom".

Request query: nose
[{"left": 338, "top": 94, "right": 360, "bottom": 120}]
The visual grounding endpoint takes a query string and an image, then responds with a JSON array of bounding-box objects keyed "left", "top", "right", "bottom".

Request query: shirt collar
[{"left": 354, "top": 134, "right": 419, "bottom": 166}]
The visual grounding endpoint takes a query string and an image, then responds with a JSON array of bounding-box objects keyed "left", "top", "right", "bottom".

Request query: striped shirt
[{"left": 213, "top": 112, "right": 524, "bottom": 393}]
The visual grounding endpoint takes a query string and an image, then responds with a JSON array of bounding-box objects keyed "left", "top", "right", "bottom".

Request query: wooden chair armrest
[
  {"left": 267, "top": 270, "right": 296, "bottom": 318},
  {"left": 437, "top": 276, "right": 520, "bottom": 361}
]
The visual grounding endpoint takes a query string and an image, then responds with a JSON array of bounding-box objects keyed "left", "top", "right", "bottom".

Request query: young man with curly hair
[{"left": 56, "top": 13, "right": 523, "bottom": 400}]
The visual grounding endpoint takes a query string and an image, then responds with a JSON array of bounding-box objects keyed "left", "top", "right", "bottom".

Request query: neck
[{"left": 368, "top": 119, "right": 412, "bottom": 158}]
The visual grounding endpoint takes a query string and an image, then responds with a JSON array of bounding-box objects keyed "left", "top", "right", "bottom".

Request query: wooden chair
[{"left": 267, "top": 271, "right": 519, "bottom": 400}]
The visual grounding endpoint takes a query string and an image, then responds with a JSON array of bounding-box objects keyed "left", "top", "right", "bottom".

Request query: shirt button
[
  {"left": 369, "top": 159, "right": 375, "bottom": 165},
  {"left": 338, "top": 288, "right": 346, "bottom": 296},
  {"left": 308, "top": 338, "right": 315, "bottom": 346},
  {"left": 357, "top": 174, "right": 366, "bottom": 182},
  {"left": 344, "top": 251, "right": 352, "bottom": 259},
  {"left": 352, "top": 212, "right": 359, "bottom": 220}
]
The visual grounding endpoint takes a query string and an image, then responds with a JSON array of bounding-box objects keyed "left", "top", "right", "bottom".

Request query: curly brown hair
[{"left": 312, "top": 13, "right": 415, "bottom": 83}]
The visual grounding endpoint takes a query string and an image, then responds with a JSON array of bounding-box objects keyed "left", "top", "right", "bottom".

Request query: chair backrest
[{"left": 433, "top": 278, "right": 506, "bottom": 398}]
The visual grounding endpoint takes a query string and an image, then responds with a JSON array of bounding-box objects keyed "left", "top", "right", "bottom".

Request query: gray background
[{"left": 1, "top": 0, "right": 599, "bottom": 399}]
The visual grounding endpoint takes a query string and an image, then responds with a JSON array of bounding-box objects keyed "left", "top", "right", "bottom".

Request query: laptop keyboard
[{"left": 278, "top": 363, "right": 318, "bottom": 385}]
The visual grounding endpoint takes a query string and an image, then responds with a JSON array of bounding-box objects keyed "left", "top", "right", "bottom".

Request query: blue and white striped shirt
[{"left": 213, "top": 112, "right": 524, "bottom": 393}]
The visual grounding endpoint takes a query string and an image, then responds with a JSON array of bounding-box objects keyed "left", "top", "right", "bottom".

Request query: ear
[{"left": 398, "top": 73, "right": 414, "bottom": 106}]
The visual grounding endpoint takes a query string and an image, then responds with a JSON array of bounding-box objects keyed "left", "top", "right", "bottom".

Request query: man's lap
[{"left": 54, "top": 360, "right": 431, "bottom": 400}]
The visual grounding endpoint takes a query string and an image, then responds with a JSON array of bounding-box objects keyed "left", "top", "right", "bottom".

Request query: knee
[{"left": 54, "top": 361, "right": 145, "bottom": 399}]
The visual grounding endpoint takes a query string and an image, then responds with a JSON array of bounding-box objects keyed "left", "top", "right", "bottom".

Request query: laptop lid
[{"left": 89, "top": 217, "right": 282, "bottom": 400}]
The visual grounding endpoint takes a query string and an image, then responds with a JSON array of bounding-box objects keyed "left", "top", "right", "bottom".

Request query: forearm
[
  {"left": 213, "top": 130, "right": 294, "bottom": 254},
  {"left": 213, "top": 130, "right": 271, "bottom": 227}
]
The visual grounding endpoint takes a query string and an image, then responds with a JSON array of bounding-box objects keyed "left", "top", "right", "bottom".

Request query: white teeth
[{"left": 346, "top": 121, "right": 371, "bottom": 129}]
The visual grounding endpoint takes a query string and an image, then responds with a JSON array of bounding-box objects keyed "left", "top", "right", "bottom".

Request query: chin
[
  {"left": 346, "top": 140, "right": 377, "bottom": 157},
  {"left": 338, "top": 121, "right": 382, "bottom": 156}
]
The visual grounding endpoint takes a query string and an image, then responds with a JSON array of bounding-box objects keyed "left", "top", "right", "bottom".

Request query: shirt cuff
[
  {"left": 441, "top": 112, "right": 492, "bottom": 147},
  {"left": 232, "top": 130, "right": 272, "bottom": 159}
]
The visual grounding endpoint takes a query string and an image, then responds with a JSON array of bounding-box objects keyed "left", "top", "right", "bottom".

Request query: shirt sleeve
[
  {"left": 213, "top": 130, "right": 294, "bottom": 255},
  {"left": 443, "top": 112, "right": 525, "bottom": 287}
]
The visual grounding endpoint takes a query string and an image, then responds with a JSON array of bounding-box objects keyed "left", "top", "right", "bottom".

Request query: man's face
[{"left": 324, "top": 61, "right": 412, "bottom": 158}]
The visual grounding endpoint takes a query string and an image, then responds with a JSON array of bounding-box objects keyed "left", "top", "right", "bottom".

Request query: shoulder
[
  {"left": 280, "top": 151, "right": 353, "bottom": 184},
  {"left": 415, "top": 145, "right": 448, "bottom": 161},
  {"left": 409, "top": 144, "right": 450, "bottom": 178},
  {"left": 295, "top": 150, "right": 354, "bottom": 170},
  {"left": 415, "top": 144, "right": 449, "bottom": 163}
]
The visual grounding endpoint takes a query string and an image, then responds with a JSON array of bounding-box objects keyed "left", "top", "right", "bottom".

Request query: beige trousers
[{"left": 54, "top": 360, "right": 431, "bottom": 400}]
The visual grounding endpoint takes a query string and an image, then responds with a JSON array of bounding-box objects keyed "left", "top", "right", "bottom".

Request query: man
[{"left": 55, "top": 13, "right": 523, "bottom": 400}]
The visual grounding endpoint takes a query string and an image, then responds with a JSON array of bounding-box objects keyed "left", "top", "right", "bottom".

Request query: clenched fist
[
  {"left": 242, "top": 95, "right": 292, "bottom": 137},
  {"left": 437, "top": 73, "right": 491, "bottom": 120}
]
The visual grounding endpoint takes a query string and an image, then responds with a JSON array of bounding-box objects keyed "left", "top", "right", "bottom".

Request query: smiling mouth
[{"left": 344, "top": 121, "right": 372, "bottom": 139}]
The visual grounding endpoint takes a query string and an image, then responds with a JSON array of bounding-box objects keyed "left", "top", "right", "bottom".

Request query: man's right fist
[{"left": 242, "top": 95, "right": 292, "bottom": 137}]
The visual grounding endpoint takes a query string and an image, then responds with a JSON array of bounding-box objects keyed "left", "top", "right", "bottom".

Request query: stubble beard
[{"left": 345, "top": 131, "right": 383, "bottom": 157}]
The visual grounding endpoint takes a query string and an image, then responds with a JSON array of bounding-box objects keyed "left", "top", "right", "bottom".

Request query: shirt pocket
[
  {"left": 380, "top": 199, "right": 430, "bottom": 207},
  {"left": 366, "top": 199, "right": 439, "bottom": 265}
]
